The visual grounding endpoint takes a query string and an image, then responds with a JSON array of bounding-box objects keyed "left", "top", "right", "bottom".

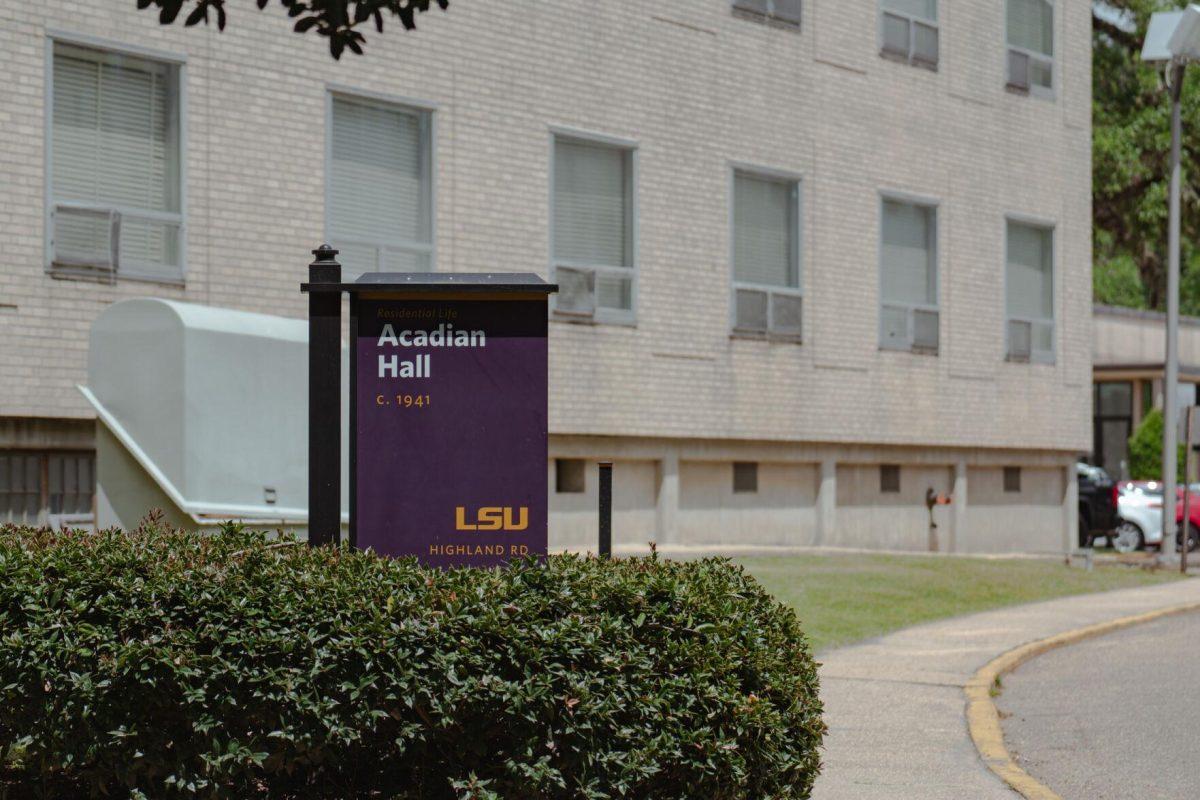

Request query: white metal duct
[{"left": 81, "top": 298, "right": 348, "bottom": 523}]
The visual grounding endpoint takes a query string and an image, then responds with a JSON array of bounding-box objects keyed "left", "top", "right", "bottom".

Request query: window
[
  {"left": 733, "top": 462, "right": 759, "bottom": 493},
  {"left": 732, "top": 0, "right": 802, "bottom": 27},
  {"left": 1005, "top": 220, "right": 1054, "bottom": 362},
  {"left": 880, "top": 464, "right": 901, "bottom": 493},
  {"left": 49, "top": 42, "right": 183, "bottom": 283},
  {"left": 880, "top": 0, "right": 938, "bottom": 68},
  {"left": 1093, "top": 382, "right": 1133, "bottom": 478},
  {"left": 555, "top": 458, "right": 586, "bottom": 493},
  {"left": 0, "top": 451, "right": 95, "bottom": 525},
  {"left": 552, "top": 136, "right": 635, "bottom": 322},
  {"left": 329, "top": 94, "right": 432, "bottom": 280},
  {"left": 1006, "top": 0, "right": 1053, "bottom": 94},
  {"left": 1003, "top": 467, "right": 1022, "bottom": 493},
  {"left": 880, "top": 198, "right": 938, "bottom": 353},
  {"left": 731, "top": 171, "right": 802, "bottom": 339}
]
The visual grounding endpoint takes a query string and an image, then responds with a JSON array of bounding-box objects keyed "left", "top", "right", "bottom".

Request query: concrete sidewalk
[{"left": 811, "top": 576, "right": 1200, "bottom": 800}]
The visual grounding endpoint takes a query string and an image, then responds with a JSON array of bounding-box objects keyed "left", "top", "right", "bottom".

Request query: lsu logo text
[{"left": 455, "top": 506, "right": 529, "bottom": 531}]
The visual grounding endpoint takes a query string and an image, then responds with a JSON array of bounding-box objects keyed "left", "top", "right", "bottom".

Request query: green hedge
[{"left": 0, "top": 522, "right": 824, "bottom": 799}]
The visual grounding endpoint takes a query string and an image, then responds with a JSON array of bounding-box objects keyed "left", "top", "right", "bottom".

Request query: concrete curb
[{"left": 964, "top": 600, "right": 1200, "bottom": 800}]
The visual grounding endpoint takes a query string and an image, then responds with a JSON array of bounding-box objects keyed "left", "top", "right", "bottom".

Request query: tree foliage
[
  {"left": 138, "top": 0, "right": 449, "bottom": 59},
  {"left": 1093, "top": 1, "right": 1200, "bottom": 312},
  {"left": 1127, "top": 407, "right": 1186, "bottom": 479}
]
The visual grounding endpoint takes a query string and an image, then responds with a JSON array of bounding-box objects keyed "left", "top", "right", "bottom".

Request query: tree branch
[
  {"left": 1092, "top": 10, "right": 1141, "bottom": 53},
  {"left": 141, "top": 0, "right": 450, "bottom": 58}
]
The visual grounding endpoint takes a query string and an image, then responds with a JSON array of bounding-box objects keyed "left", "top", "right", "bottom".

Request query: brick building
[
  {"left": 1091, "top": 304, "right": 1200, "bottom": 480},
  {"left": 0, "top": 0, "right": 1092, "bottom": 552}
]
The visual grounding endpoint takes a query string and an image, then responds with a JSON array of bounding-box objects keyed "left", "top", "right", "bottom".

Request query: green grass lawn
[{"left": 738, "top": 553, "right": 1186, "bottom": 653}]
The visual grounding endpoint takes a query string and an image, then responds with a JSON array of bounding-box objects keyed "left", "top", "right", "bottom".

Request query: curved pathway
[
  {"left": 811, "top": 578, "right": 1200, "bottom": 800},
  {"left": 999, "top": 610, "right": 1200, "bottom": 799}
]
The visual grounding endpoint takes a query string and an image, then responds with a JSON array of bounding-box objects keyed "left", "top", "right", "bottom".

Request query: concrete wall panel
[
  {"left": 548, "top": 459, "right": 657, "bottom": 552},
  {"left": 678, "top": 460, "right": 818, "bottom": 546},
  {"left": 834, "top": 463, "right": 954, "bottom": 550}
]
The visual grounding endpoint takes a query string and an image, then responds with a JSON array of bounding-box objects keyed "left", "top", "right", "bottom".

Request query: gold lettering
[
  {"left": 504, "top": 507, "right": 529, "bottom": 531},
  {"left": 455, "top": 506, "right": 476, "bottom": 531},
  {"left": 476, "top": 507, "right": 504, "bottom": 531}
]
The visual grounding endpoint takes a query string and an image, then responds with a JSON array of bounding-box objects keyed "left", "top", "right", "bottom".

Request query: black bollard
[{"left": 598, "top": 461, "right": 612, "bottom": 558}]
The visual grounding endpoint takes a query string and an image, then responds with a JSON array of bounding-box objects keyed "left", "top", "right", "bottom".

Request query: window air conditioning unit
[
  {"left": 734, "top": 288, "right": 769, "bottom": 334},
  {"left": 554, "top": 266, "right": 596, "bottom": 317},
  {"left": 912, "top": 308, "right": 939, "bottom": 352},
  {"left": 1007, "top": 50, "right": 1031, "bottom": 91},
  {"left": 51, "top": 205, "right": 119, "bottom": 282},
  {"left": 770, "top": 292, "right": 803, "bottom": 339},
  {"left": 1008, "top": 319, "right": 1033, "bottom": 362},
  {"left": 912, "top": 22, "right": 939, "bottom": 68},
  {"left": 733, "top": 0, "right": 769, "bottom": 15},
  {"left": 881, "top": 13, "right": 910, "bottom": 60},
  {"left": 734, "top": 289, "right": 802, "bottom": 339}
]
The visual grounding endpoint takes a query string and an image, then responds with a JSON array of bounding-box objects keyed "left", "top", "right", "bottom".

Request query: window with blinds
[
  {"left": 329, "top": 95, "right": 432, "bottom": 280},
  {"left": 551, "top": 136, "right": 634, "bottom": 321},
  {"left": 731, "top": 171, "right": 802, "bottom": 339},
  {"left": 0, "top": 451, "right": 95, "bottom": 527},
  {"left": 50, "top": 42, "right": 183, "bottom": 283},
  {"left": 880, "top": 198, "right": 938, "bottom": 353},
  {"left": 880, "top": 0, "right": 938, "bottom": 69},
  {"left": 1006, "top": 220, "right": 1054, "bottom": 362},
  {"left": 1006, "top": 0, "right": 1053, "bottom": 94}
]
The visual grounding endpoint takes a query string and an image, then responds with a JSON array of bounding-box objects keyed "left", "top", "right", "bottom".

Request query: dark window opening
[
  {"left": 733, "top": 461, "right": 758, "bottom": 493},
  {"left": 555, "top": 458, "right": 585, "bottom": 493},
  {"left": 1093, "top": 381, "right": 1133, "bottom": 479},
  {"left": 1003, "top": 467, "right": 1021, "bottom": 494},
  {"left": 880, "top": 464, "right": 901, "bottom": 493}
]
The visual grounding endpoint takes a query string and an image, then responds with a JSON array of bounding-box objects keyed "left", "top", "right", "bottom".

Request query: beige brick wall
[{"left": 0, "top": 1, "right": 1091, "bottom": 456}]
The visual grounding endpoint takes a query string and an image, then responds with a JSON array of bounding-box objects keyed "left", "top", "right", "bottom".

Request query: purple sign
[{"left": 351, "top": 293, "right": 548, "bottom": 567}]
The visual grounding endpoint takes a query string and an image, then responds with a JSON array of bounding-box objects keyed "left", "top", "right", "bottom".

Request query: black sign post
[{"left": 306, "top": 244, "right": 342, "bottom": 547}]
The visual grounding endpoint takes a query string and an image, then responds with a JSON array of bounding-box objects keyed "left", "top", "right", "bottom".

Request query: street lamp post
[
  {"left": 1164, "top": 60, "right": 1182, "bottom": 567},
  {"left": 1142, "top": 7, "right": 1200, "bottom": 566}
]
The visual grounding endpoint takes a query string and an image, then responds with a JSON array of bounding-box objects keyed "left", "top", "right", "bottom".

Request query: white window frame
[
  {"left": 1004, "top": 213, "right": 1056, "bottom": 365},
  {"left": 44, "top": 31, "right": 188, "bottom": 285},
  {"left": 728, "top": 164, "right": 804, "bottom": 341},
  {"left": 878, "top": 191, "right": 940, "bottom": 354},
  {"left": 548, "top": 126, "right": 638, "bottom": 326},
  {"left": 878, "top": 0, "right": 938, "bottom": 69},
  {"left": 1005, "top": 0, "right": 1055, "bottom": 99},
  {"left": 324, "top": 86, "right": 437, "bottom": 276}
]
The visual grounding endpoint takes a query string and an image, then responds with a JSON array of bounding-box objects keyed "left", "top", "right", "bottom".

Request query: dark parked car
[{"left": 1077, "top": 462, "right": 1118, "bottom": 547}]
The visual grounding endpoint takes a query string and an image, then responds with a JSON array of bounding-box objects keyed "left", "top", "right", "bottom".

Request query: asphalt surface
[
  {"left": 810, "top": 580, "right": 1200, "bottom": 800},
  {"left": 1000, "top": 610, "right": 1200, "bottom": 800}
]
